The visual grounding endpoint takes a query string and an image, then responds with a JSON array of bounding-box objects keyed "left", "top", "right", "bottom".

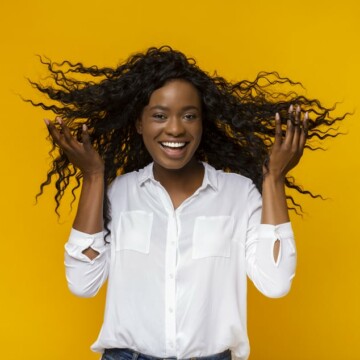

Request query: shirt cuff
[
  {"left": 257, "top": 222, "right": 296, "bottom": 267},
  {"left": 65, "top": 228, "right": 107, "bottom": 261},
  {"left": 258, "top": 222, "right": 294, "bottom": 239}
]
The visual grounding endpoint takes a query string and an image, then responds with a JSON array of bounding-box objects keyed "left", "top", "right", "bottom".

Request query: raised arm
[
  {"left": 45, "top": 117, "right": 105, "bottom": 260},
  {"left": 45, "top": 117, "right": 109, "bottom": 297},
  {"left": 246, "top": 105, "right": 308, "bottom": 298},
  {"left": 261, "top": 105, "right": 308, "bottom": 261}
]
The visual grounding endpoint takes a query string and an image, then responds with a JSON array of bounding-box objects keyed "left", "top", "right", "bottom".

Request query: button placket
[
  {"left": 164, "top": 211, "right": 178, "bottom": 356},
  {"left": 154, "top": 181, "right": 179, "bottom": 356}
]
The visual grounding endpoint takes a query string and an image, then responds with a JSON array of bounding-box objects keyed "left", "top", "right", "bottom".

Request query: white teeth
[{"left": 161, "top": 142, "right": 186, "bottom": 148}]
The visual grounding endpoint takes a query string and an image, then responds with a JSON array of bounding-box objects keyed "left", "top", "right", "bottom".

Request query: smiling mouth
[{"left": 160, "top": 141, "right": 188, "bottom": 149}]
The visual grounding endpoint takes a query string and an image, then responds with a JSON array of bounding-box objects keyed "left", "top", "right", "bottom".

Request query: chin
[
  {"left": 155, "top": 160, "right": 191, "bottom": 171},
  {"left": 153, "top": 154, "right": 199, "bottom": 171}
]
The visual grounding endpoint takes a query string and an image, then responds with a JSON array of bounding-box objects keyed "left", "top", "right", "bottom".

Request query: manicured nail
[
  {"left": 82, "top": 124, "right": 87, "bottom": 131},
  {"left": 303, "top": 112, "right": 309, "bottom": 132},
  {"left": 275, "top": 112, "right": 280, "bottom": 120},
  {"left": 289, "top": 104, "right": 294, "bottom": 112},
  {"left": 296, "top": 105, "right": 301, "bottom": 112},
  {"left": 44, "top": 119, "right": 50, "bottom": 126},
  {"left": 56, "top": 117, "right": 63, "bottom": 125}
]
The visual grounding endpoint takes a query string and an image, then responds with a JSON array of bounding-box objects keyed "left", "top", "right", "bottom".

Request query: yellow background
[{"left": 0, "top": 0, "right": 359, "bottom": 359}]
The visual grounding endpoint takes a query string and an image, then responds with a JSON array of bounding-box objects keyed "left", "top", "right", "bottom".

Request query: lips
[
  {"left": 159, "top": 141, "right": 189, "bottom": 158},
  {"left": 160, "top": 141, "right": 187, "bottom": 149}
]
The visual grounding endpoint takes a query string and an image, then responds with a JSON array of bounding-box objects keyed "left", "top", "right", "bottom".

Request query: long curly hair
[{"left": 27, "top": 45, "right": 348, "bottom": 239}]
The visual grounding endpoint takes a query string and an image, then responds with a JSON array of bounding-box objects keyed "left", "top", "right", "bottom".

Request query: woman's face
[{"left": 137, "top": 79, "right": 203, "bottom": 172}]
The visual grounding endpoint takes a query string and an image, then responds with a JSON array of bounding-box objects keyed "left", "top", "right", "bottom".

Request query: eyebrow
[{"left": 148, "top": 105, "right": 200, "bottom": 111}]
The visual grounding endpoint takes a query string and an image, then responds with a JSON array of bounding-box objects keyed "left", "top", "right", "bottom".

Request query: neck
[{"left": 153, "top": 159, "right": 204, "bottom": 192}]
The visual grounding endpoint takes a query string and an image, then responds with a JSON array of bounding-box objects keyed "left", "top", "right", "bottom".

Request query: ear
[{"left": 135, "top": 118, "right": 143, "bottom": 135}]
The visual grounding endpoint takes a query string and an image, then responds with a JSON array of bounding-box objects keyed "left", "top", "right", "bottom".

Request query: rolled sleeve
[
  {"left": 257, "top": 222, "right": 296, "bottom": 267},
  {"left": 64, "top": 228, "right": 110, "bottom": 297},
  {"left": 245, "top": 183, "right": 297, "bottom": 298},
  {"left": 65, "top": 228, "right": 107, "bottom": 263}
]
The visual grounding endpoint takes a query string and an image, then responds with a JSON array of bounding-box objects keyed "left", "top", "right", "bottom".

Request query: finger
[
  {"left": 56, "top": 117, "right": 73, "bottom": 143},
  {"left": 284, "top": 118, "right": 295, "bottom": 148},
  {"left": 81, "top": 124, "right": 93, "bottom": 151},
  {"left": 288, "top": 104, "right": 294, "bottom": 124},
  {"left": 285, "top": 104, "right": 296, "bottom": 147},
  {"left": 292, "top": 105, "right": 302, "bottom": 148},
  {"left": 45, "top": 118, "right": 74, "bottom": 154},
  {"left": 295, "top": 105, "right": 301, "bottom": 125},
  {"left": 273, "top": 112, "right": 283, "bottom": 148},
  {"left": 45, "top": 118, "right": 63, "bottom": 144},
  {"left": 298, "top": 111, "right": 309, "bottom": 151}
]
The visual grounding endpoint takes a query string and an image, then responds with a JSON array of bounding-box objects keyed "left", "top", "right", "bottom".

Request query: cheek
[
  {"left": 140, "top": 128, "right": 155, "bottom": 145},
  {"left": 142, "top": 120, "right": 162, "bottom": 135},
  {"left": 195, "top": 123, "right": 203, "bottom": 142},
  {"left": 141, "top": 136, "right": 157, "bottom": 158},
  {"left": 141, "top": 125, "right": 160, "bottom": 151}
]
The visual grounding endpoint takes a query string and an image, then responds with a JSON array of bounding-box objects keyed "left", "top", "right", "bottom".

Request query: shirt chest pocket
[
  {"left": 192, "top": 216, "right": 234, "bottom": 259},
  {"left": 115, "top": 211, "right": 153, "bottom": 254}
]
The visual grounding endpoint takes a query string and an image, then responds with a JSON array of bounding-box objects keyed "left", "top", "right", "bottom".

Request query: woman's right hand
[{"left": 44, "top": 117, "right": 105, "bottom": 177}]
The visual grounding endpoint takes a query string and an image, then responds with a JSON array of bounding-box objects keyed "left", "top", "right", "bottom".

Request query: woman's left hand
[{"left": 265, "top": 105, "right": 308, "bottom": 181}]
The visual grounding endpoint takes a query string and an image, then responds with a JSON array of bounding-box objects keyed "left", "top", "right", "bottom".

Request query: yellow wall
[{"left": 1, "top": 0, "right": 359, "bottom": 359}]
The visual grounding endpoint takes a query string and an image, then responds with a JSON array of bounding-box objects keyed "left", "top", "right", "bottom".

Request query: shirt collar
[
  {"left": 137, "top": 162, "right": 155, "bottom": 186},
  {"left": 137, "top": 161, "right": 218, "bottom": 191},
  {"left": 201, "top": 162, "right": 218, "bottom": 191}
]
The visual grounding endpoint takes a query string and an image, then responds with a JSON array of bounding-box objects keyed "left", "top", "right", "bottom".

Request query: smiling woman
[
  {"left": 28, "top": 46, "right": 347, "bottom": 360},
  {"left": 136, "top": 80, "right": 203, "bottom": 171},
  {"left": 136, "top": 79, "right": 204, "bottom": 208}
]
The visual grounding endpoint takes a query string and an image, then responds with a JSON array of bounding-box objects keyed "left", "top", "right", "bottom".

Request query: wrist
[
  {"left": 82, "top": 171, "right": 104, "bottom": 181},
  {"left": 263, "top": 171, "right": 286, "bottom": 186}
]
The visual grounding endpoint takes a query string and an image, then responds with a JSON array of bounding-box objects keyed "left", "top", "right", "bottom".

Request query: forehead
[{"left": 148, "top": 79, "right": 201, "bottom": 107}]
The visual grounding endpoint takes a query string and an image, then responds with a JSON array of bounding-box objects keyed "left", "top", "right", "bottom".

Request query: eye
[
  {"left": 153, "top": 113, "right": 167, "bottom": 120},
  {"left": 184, "top": 113, "right": 197, "bottom": 120}
]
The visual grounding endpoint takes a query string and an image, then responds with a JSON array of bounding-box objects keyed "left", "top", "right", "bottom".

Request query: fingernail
[
  {"left": 82, "top": 124, "right": 87, "bottom": 131},
  {"left": 296, "top": 105, "right": 301, "bottom": 112},
  {"left": 275, "top": 112, "right": 280, "bottom": 120},
  {"left": 289, "top": 104, "right": 294, "bottom": 112},
  {"left": 305, "top": 111, "right": 309, "bottom": 120},
  {"left": 44, "top": 119, "right": 50, "bottom": 125},
  {"left": 56, "top": 117, "right": 63, "bottom": 125}
]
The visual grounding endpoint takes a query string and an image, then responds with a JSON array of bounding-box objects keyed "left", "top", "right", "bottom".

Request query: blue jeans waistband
[{"left": 102, "top": 348, "right": 231, "bottom": 360}]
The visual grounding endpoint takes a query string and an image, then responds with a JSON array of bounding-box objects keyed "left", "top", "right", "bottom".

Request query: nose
[{"left": 164, "top": 116, "right": 185, "bottom": 136}]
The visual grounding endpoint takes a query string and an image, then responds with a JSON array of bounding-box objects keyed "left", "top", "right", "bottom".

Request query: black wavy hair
[{"left": 27, "top": 45, "right": 348, "bottom": 240}]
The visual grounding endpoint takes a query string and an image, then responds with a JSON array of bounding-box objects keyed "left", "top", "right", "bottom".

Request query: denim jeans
[{"left": 101, "top": 348, "right": 231, "bottom": 360}]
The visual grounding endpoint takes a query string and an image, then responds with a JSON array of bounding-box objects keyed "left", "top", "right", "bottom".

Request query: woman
[{"left": 31, "top": 46, "right": 343, "bottom": 360}]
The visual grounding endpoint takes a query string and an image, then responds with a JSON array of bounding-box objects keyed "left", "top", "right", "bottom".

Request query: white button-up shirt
[{"left": 65, "top": 162, "right": 296, "bottom": 360}]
